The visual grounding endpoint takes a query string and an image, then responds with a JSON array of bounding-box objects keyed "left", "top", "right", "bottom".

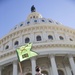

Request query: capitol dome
[{"left": 0, "top": 6, "right": 75, "bottom": 75}]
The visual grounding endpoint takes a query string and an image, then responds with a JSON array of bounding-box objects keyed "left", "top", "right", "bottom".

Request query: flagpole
[{"left": 19, "top": 62, "right": 23, "bottom": 75}]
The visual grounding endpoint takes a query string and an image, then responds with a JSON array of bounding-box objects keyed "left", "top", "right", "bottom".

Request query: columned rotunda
[{"left": 0, "top": 6, "right": 75, "bottom": 75}]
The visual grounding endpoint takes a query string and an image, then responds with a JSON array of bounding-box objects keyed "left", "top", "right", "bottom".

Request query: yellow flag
[{"left": 16, "top": 43, "right": 38, "bottom": 62}]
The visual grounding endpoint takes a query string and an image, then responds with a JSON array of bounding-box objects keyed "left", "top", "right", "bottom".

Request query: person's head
[{"left": 35, "top": 66, "right": 41, "bottom": 72}]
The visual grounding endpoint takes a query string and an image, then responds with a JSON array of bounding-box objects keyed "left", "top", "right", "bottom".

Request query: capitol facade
[{"left": 0, "top": 6, "right": 75, "bottom": 75}]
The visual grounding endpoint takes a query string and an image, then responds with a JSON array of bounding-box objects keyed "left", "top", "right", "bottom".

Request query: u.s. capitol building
[{"left": 0, "top": 6, "right": 75, "bottom": 75}]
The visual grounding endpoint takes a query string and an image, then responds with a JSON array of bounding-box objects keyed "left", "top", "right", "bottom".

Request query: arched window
[
  {"left": 25, "top": 37, "right": 30, "bottom": 43},
  {"left": 48, "top": 35, "right": 53, "bottom": 40},
  {"left": 59, "top": 36, "right": 64, "bottom": 40},
  {"left": 5, "top": 45, "right": 9, "bottom": 49},
  {"left": 14, "top": 27, "right": 17, "bottom": 29},
  {"left": 49, "top": 20, "right": 52, "bottom": 23},
  {"left": 69, "top": 38, "right": 73, "bottom": 41},
  {"left": 20, "top": 24, "right": 23, "bottom": 26},
  {"left": 42, "top": 20, "right": 45, "bottom": 22},
  {"left": 33, "top": 16, "right": 35, "bottom": 18},
  {"left": 56, "top": 22, "right": 59, "bottom": 24},
  {"left": 58, "top": 70, "right": 64, "bottom": 75},
  {"left": 36, "top": 35, "right": 41, "bottom": 41},
  {"left": 41, "top": 70, "right": 48, "bottom": 75},
  {"left": 26, "top": 73, "right": 32, "bottom": 75},
  {"left": 27, "top": 21, "right": 30, "bottom": 24},
  {"left": 34, "top": 20, "right": 37, "bottom": 22},
  {"left": 14, "top": 41, "right": 19, "bottom": 45}
]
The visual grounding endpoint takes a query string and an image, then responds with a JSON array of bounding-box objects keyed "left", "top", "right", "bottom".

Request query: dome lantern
[{"left": 27, "top": 5, "right": 42, "bottom": 20}]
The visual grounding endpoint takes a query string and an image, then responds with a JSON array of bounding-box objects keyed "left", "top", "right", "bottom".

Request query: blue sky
[{"left": 0, "top": 0, "right": 75, "bottom": 38}]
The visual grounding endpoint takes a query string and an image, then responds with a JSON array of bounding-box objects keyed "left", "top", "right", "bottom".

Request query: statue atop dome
[{"left": 31, "top": 5, "right": 36, "bottom": 12}]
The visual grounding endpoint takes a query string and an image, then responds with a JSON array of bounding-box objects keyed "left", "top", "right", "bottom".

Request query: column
[
  {"left": 65, "top": 66, "right": 71, "bottom": 75},
  {"left": 68, "top": 55, "right": 75, "bottom": 75},
  {"left": 1, "top": 45, "right": 3, "bottom": 51},
  {"left": 31, "top": 57, "right": 36, "bottom": 75},
  {"left": 19, "top": 36, "right": 23, "bottom": 45},
  {"left": 30, "top": 33, "right": 34, "bottom": 43},
  {"left": 0, "top": 67, "right": 2, "bottom": 75},
  {"left": 49, "top": 67, "right": 53, "bottom": 75},
  {"left": 49, "top": 55, "right": 58, "bottom": 75},
  {"left": 13, "top": 61, "right": 18, "bottom": 75},
  {"left": 9, "top": 40, "right": 13, "bottom": 49},
  {"left": 64, "top": 34, "right": 69, "bottom": 41},
  {"left": 54, "top": 32, "right": 59, "bottom": 40},
  {"left": 42, "top": 31, "right": 47, "bottom": 41}
]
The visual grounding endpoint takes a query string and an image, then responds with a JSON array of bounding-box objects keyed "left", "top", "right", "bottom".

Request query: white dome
[{"left": 0, "top": 8, "right": 75, "bottom": 75}]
